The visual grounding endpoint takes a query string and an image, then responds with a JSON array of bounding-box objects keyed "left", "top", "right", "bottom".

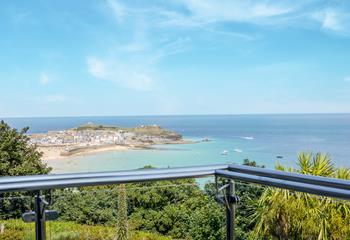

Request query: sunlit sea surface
[{"left": 3, "top": 114, "right": 350, "bottom": 173}]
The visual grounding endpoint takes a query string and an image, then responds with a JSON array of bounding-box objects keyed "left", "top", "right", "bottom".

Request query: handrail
[
  {"left": 228, "top": 164, "right": 350, "bottom": 191},
  {"left": 1, "top": 163, "right": 350, "bottom": 200},
  {"left": 216, "top": 170, "right": 350, "bottom": 200},
  {"left": 0, "top": 164, "right": 228, "bottom": 184},
  {"left": 0, "top": 164, "right": 228, "bottom": 193}
]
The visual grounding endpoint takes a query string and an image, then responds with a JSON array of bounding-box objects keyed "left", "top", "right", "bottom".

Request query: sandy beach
[
  {"left": 38, "top": 139, "right": 196, "bottom": 162},
  {"left": 38, "top": 145, "right": 130, "bottom": 161}
]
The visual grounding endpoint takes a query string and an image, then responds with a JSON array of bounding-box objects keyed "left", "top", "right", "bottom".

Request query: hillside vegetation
[{"left": 75, "top": 123, "right": 181, "bottom": 139}]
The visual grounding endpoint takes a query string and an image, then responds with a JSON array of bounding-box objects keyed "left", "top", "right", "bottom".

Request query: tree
[
  {"left": 51, "top": 162, "right": 263, "bottom": 239},
  {"left": 188, "top": 200, "right": 225, "bottom": 240},
  {"left": 251, "top": 152, "right": 350, "bottom": 240},
  {"left": 0, "top": 120, "right": 51, "bottom": 219},
  {"left": 0, "top": 120, "right": 51, "bottom": 176}
]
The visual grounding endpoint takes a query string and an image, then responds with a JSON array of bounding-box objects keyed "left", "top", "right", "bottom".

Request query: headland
[{"left": 29, "top": 123, "right": 194, "bottom": 161}]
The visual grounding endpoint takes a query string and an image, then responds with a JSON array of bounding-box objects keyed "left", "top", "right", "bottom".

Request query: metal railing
[
  {"left": 1, "top": 163, "right": 350, "bottom": 240},
  {"left": 0, "top": 164, "right": 228, "bottom": 192}
]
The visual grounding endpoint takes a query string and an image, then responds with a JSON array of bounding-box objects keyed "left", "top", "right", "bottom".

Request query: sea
[{"left": 2, "top": 114, "right": 350, "bottom": 173}]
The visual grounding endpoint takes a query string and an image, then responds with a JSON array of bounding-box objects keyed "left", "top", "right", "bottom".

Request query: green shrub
[
  {"left": 0, "top": 230, "right": 26, "bottom": 240},
  {"left": 51, "top": 232, "right": 80, "bottom": 240},
  {"left": 0, "top": 219, "right": 171, "bottom": 240},
  {"left": 131, "top": 231, "right": 172, "bottom": 240},
  {"left": 0, "top": 121, "right": 51, "bottom": 219}
]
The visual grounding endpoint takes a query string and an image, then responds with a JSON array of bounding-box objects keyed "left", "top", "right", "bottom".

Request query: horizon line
[{"left": 1, "top": 112, "right": 350, "bottom": 119}]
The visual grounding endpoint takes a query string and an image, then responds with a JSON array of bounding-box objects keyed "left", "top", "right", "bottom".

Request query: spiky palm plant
[
  {"left": 250, "top": 152, "right": 350, "bottom": 240},
  {"left": 116, "top": 184, "right": 128, "bottom": 240}
]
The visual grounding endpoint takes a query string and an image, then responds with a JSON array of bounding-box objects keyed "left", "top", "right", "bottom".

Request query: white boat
[
  {"left": 234, "top": 148, "right": 242, "bottom": 153},
  {"left": 221, "top": 150, "right": 229, "bottom": 155},
  {"left": 241, "top": 136, "right": 254, "bottom": 140}
]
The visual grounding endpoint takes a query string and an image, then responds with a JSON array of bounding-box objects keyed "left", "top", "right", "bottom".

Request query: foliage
[
  {"left": 188, "top": 201, "right": 226, "bottom": 240},
  {"left": 51, "top": 186, "right": 119, "bottom": 225},
  {"left": 235, "top": 159, "right": 265, "bottom": 240},
  {"left": 0, "top": 120, "right": 51, "bottom": 176},
  {"left": 75, "top": 123, "right": 180, "bottom": 139},
  {"left": 131, "top": 231, "right": 171, "bottom": 240},
  {"left": 0, "top": 219, "right": 170, "bottom": 240},
  {"left": 117, "top": 184, "right": 128, "bottom": 240},
  {"left": 252, "top": 152, "right": 350, "bottom": 240},
  {"left": 51, "top": 178, "right": 226, "bottom": 239},
  {"left": 124, "top": 178, "right": 225, "bottom": 239},
  {"left": 51, "top": 160, "right": 264, "bottom": 240},
  {"left": 0, "top": 120, "right": 51, "bottom": 219},
  {"left": 204, "top": 159, "right": 265, "bottom": 240}
]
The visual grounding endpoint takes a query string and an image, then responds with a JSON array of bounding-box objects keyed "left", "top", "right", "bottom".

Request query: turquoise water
[
  {"left": 48, "top": 139, "right": 236, "bottom": 172},
  {"left": 3, "top": 114, "right": 350, "bottom": 173}
]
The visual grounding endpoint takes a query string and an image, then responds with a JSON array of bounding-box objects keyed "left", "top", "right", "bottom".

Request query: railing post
[
  {"left": 34, "top": 193, "right": 46, "bottom": 240},
  {"left": 226, "top": 179, "right": 235, "bottom": 240}
]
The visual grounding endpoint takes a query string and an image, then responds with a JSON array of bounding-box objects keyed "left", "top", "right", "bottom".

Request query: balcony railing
[{"left": 1, "top": 163, "right": 350, "bottom": 240}]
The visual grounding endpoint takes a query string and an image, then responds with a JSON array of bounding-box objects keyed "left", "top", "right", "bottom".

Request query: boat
[
  {"left": 233, "top": 149, "right": 242, "bottom": 153},
  {"left": 221, "top": 150, "right": 229, "bottom": 155},
  {"left": 241, "top": 136, "right": 254, "bottom": 140}
]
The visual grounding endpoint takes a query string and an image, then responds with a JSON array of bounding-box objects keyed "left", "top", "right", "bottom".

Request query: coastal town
[{"left": 29, "top": 123, "right": 189, "bottom": 159}]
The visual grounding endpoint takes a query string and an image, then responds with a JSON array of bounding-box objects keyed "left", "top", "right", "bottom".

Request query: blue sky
[{"left": 1, "top": 0, "right": 350, "bottom": 117}]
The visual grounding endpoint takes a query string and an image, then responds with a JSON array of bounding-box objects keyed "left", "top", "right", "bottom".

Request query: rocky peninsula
[{"left": 29, "top": 123, "right": 193, "bottom": 161}]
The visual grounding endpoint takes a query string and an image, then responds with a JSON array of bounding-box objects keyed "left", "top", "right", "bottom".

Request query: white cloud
[
  {"left": 39, "top": 72, "right": 51, "bottom": 85},
  {"left": 104, "top": 0, "right": 350, "bottom": 39},
  {"left": 322, "top": 10, "right": 341, "bottom": 31},
  {"left": 86, "top": 58, "right": 108, "bottom": 78},
  {"left": 87, "top": 56, "right": 153, "bottom": 91},
  {"left": 252, "top": 3, "right": 292, "bottom": 18},
  {"left": 161, "top": 0, "right": 299, "bottom": 27},
  {"left": 106, "top": 0, "right": 125, "bottom": 24},
  {"left": 104, "top": 1, "right": 259, "bottom": 41},
  {"left": 88, "top": 1, "right": 193, "bottom": 92},
  {"left": 312, "top": 8, "right": 350, "bottom": 35},
  {"left": 187, "top": 0, "right": 293, "bottom": 21},
  {"left": 153, "top": 37, "right": 191, "bottom": 60}
]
